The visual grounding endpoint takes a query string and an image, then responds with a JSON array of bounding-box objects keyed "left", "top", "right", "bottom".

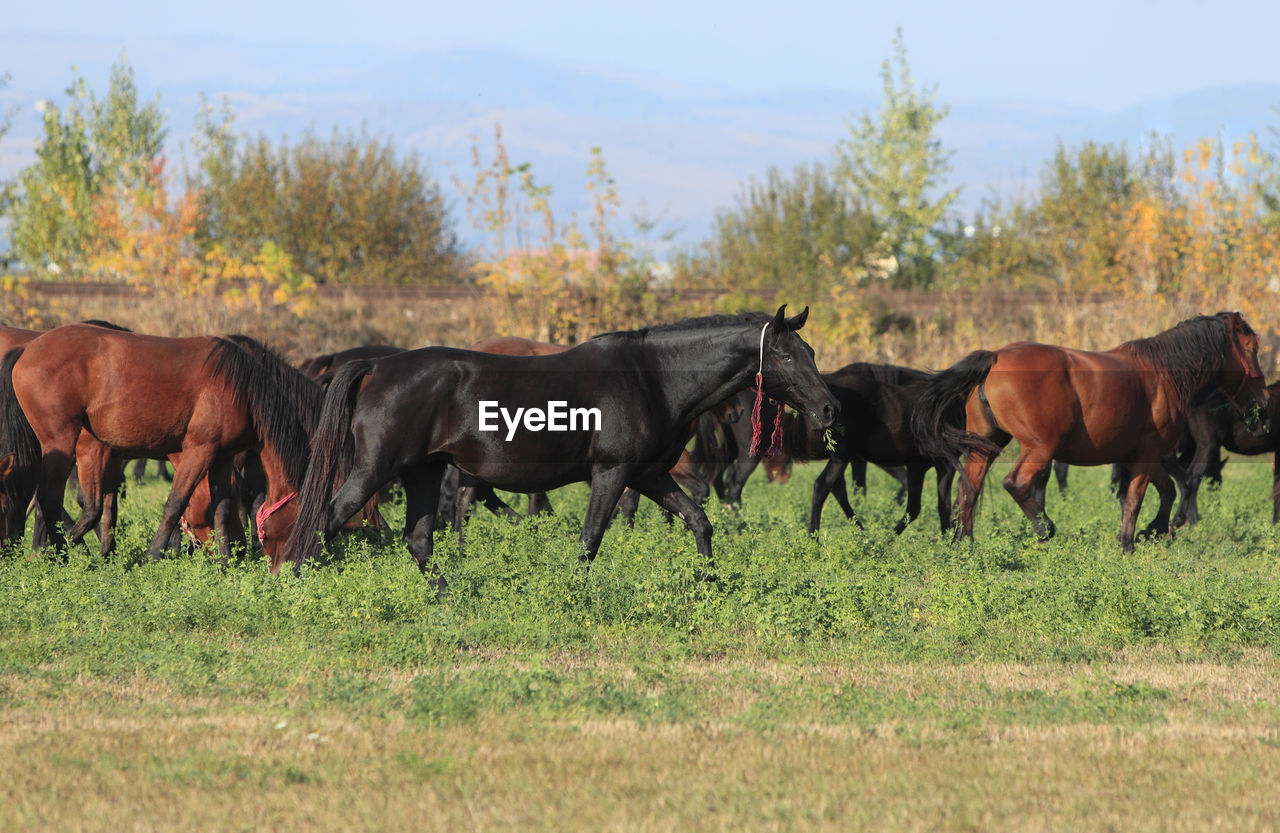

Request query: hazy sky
[{"left": 5, "top": 0, "right": 1279, "bottom": 109}]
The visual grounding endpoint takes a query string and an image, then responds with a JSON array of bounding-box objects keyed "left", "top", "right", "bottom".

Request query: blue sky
[
  {"left": 3, "top": 1, "right": 1279, "bottom": 249},
  {"left": 5, "top": 0, "right": 1280, "bottom": 108}
]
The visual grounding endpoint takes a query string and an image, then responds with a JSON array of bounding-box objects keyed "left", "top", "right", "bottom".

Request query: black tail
[
  {"left": 0, "top": 347, "right": 39, "bottom": 544},
  {"left": 283, "top": 359, "right": 373, "bottom": 569},
  {"left": 910, "top": 350, "right": 1003, "bottom": 504}
]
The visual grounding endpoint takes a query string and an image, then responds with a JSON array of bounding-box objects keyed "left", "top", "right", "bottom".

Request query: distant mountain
[{"left": 2, "top": 36, "right": 1279, "bottom": 251}]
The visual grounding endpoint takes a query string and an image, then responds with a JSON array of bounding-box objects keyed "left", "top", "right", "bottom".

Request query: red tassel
[
  {"left": 749, "top": 372, "right": 767, "bottom": 457},
  {"left": 767, "top": 405, "right": 785, "bottom": 458}
]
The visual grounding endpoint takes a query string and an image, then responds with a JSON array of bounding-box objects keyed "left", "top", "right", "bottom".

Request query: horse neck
[
  {"left": 634, "top": 328, "right": 760, "bottom": 426},
  {"left": 255, "top": 444, "right": 299, "bottom": 501}
]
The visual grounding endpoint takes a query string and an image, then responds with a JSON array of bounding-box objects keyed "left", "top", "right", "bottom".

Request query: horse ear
[
  {"left": 785, "top": 306, "right": 810, "bottom": 331},
  {"left": 771, "top": 304, "right": 788, "bottom": 331},
  {"left": 0, "top": 453, "right": 13, "bottom": 481}
]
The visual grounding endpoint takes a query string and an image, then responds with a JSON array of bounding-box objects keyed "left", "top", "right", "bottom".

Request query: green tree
[
  {"left": 835, "top": 29, "right": 959, "bottom": 288},
  {"left": 194, "top": 126, "right": 464, "bottom": 286},
  {"left": 9, "top": 59, "right": 165, "bottom": 275},
  {"left": 674, "top": 162, "right": 879, "bottom": 299}
]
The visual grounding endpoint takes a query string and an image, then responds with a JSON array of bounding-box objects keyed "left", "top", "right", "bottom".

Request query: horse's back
[
  {"left": 469, "top": 336, "right": 570, "bottom": 357},
  {"left": 984, "top": 341, "right": 1172, "bottom": 463}
]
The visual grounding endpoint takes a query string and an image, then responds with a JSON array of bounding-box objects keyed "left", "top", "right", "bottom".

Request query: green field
[{"left": 2, "top": 459, "right": 1280, "bottom": 831}]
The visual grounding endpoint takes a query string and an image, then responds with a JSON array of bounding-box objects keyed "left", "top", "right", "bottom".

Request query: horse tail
[
  {"left": 0, "top": 347, "right": 39, "bottom": 540},
  {"left": 910, "top": 350, "right": 1003, "bottom": 502},
  {"left": 284, "top": 359, "right": 373, "bottom": 568}
]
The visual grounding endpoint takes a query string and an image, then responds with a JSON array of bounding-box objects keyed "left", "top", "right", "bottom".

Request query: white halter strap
[{"left": 757, "top": 321, "right": 769, "bottom": 375}]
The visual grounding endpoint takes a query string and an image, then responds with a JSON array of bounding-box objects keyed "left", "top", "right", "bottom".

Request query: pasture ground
[{"left": 2, "top": 459, "right": 1280, "bottom": 831}]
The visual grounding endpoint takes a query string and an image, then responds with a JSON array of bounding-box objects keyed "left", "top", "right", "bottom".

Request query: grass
[{"left": 2, "top": 459, "right": 1280, "bottom": 830}]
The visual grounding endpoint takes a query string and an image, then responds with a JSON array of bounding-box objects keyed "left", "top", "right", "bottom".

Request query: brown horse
[
  {"left": 911, "top": 312, "right": 1267, "bottom": 550},
  {"left": 0, "top": 321, "right": 138, "bottom": 553},
  {"left": 0, "top": 325, "right": 317, "bottom": 565}
]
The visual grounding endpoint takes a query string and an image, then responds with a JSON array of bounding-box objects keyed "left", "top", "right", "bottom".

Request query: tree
[
  {"left": 193, "top": 125, "right": 464, "bottom": 286},
  {"left": 8, "top": 59, "right": 165, "bottom": 276},
  {"left": 674, "top": 162, "right": 880, "bottom": 299},
  {"left": 835, "top": 29, "right": 959, "bottom": 288}
]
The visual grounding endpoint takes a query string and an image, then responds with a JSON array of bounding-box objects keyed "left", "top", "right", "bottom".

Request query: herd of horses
[{"left": 0, "top": 306, "right": 1270, "bottom": 590}]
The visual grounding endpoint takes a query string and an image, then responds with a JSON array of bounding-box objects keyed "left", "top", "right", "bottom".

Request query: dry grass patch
[{"left": 2, "top": 652, "right": 1280, "bottom": 831}]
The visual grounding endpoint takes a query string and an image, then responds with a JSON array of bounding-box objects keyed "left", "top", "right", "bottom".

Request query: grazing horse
[
  {"left": 911, "top": 312, "right": 1267, "bottom": 551},
  {"left": 0, "top": 321, "right": 137, "bottom": 552},
  {"left": 284, "top": 307, "right": 837, "bottom": 585},
  {"left": 0, "top": 325, "right": 318, "bottom": 563},
  {"left": 717, "top": 384, "right": 915, "bottom": 517},
  {"left": 715, "top": 363, "right": 952, "bottom": 534},
  {"left": 808, "top": 363, "right": 955, "bottom": 535},
  {"left": 1167, "top": 379, "right": 1280, "bottom": 525}
]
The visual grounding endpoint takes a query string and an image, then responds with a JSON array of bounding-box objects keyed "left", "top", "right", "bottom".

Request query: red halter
[{"left": 256, "top": 492, "right": 297, "bottom": 543}]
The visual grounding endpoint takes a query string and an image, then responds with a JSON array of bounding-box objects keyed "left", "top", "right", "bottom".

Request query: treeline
[
  {"left": 4, "top": 38, "right": 1280, "bottom": 345},
  {"left": 0, "top": 62, "right": 464, "bottom": 316}
]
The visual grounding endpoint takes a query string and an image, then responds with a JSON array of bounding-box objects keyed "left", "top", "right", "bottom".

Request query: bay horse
[
  {"left": 0, "top": 325, "right": 318, "bottom": 564},
  {"left": 284, "top": 307, "right": 837, "bottom": 585},
  {"left": 911, "top": 312, "right": 1267, "bottom": 550},
  {"left": 0, "top": 320, "right": 139, "bottom": 553}
]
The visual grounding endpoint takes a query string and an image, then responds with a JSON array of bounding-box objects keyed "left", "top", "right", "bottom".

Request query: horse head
[
  {"left": 759, "top": 305, "right": 838, "bottom": 430},
  {"left": 1218, "top": 312, "right": 1268, "bottom": 427}
]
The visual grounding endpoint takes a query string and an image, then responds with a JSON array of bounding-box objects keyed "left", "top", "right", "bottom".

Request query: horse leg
[
  {"left": 147, "top": 447, "right": 218, "bottom": 560},
  {"left": 848, "top": 458, "right": 868, "bottom": 496},
  {"left": 208, "top": 459, "right": 245, "bottom": 563},
  {"left": 130, "top": 458, "right": 148, "bottom": 485},
  {"left": 578, "top": 467, "right": 632, "bottom": 565},
  {"left": 614, "top": 488, "right": 641, "bottom": 528},
  {"left": 64, "top": 438, "right": 119, "bottom": 546},
  {"left": 722, "top": 456, "right": 759, "bottom": 510},
  {"left": 95, "top": 451, "right": 124, "bottom": 558},
  {"left": 955, "top": 449, "right": 997, "bottom": 541},
  {"left": 1118, "top": 467, "right": 1153, "bottom": 552},
  {"left": 935, "top": 463, "right": 955, "bottom": 533},
  {"left": 400, "top": 461, "right": 448, "bottom": 594},
  {"left": 888, "top": 465, "right": 910, "bottom": 504},
  {"left": 527, "top": 491, "right": 554, "bottom": 516},
  {"left": 33, "top": 441, "right": 77, "bottom": 556},
  {"left": 632, "top": 470, "right": 716, "bottom": 577},
  {"left": 808, "top": 458, "right": 850, "bottom": 535},
  {"left": 1002, "top": 449, "right": 1056, "bottom": 541},
  {"left": 1139, "top": 466, "right": 1176, "bottom": 539},
  {"left": 1052, "top": 460, "right": 1069, "bottom": 496},
  {"left": 831, "top": 466, "right": 857, "bottom": 521},
  {"left": 1272, "top": 452, "right": 1280, "bottom": 524},
  {"left": 893, "top": 463, "right": 926, "bottom": 535},
  {"left": 1174, "top": 435, "right": 1214, "bottom": 527}
]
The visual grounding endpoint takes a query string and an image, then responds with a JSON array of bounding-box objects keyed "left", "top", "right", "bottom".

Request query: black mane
[
  {"left": 1122, "top": 313, "right": 1243, "bottom": 404},
  {"left": 205, "top": 336, "right": 321, "bottom": 487}
]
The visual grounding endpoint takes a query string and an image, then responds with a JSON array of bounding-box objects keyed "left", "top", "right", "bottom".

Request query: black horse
[
  {"left": 806, "top": 362, "right": 955, "bottom": 535},
  {"left": 1164, "top": 380, "right": 1277, "bottom": 525},
  {"left": 716, "top": 386, "right": 913, "bottom": 511},
  {"left": 283, "top": 307, "right": 838, "bottom": 587}
]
